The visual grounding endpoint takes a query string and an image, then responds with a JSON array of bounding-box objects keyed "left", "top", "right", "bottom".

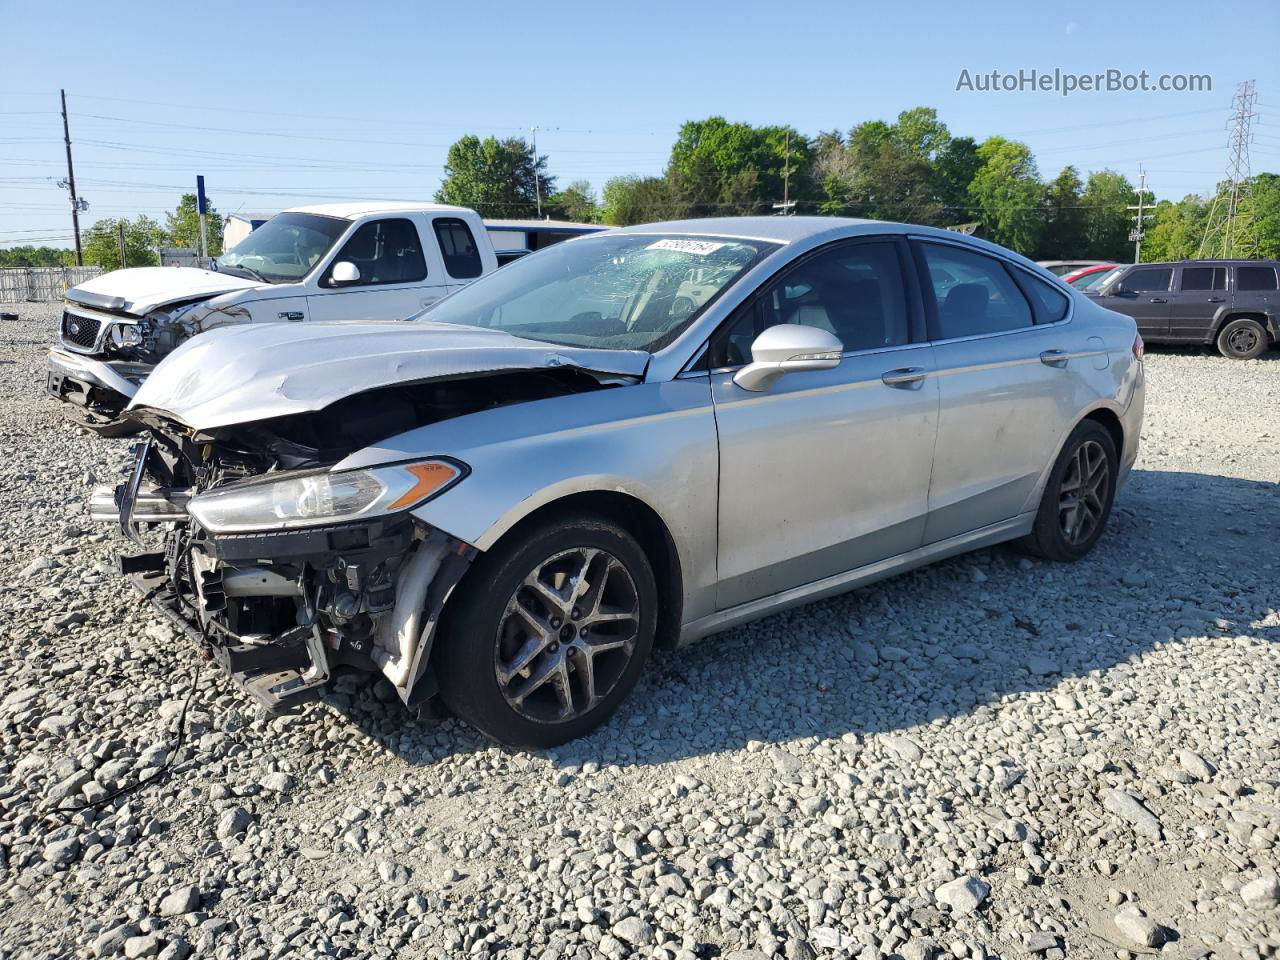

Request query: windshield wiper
[{"left": 219, "top": 263, "right": 271, "bottom": 284}]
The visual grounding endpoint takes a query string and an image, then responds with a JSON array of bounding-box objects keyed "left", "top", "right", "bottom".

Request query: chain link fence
[{"left": 0, "top": 267, "right": 104, "bottom": 302}]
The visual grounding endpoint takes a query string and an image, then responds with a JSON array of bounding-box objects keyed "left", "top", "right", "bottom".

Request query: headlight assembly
[
  {"left": 109, "top": 323, "right": 144, "bottom": 347},
  {"left": 187, "top": 459, "right": 464, "bottom": 533}
]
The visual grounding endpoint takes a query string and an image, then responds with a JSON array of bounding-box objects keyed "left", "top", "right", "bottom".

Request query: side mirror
[
  {"left": 1109, "top": 283, "right": 1128, "bottom": 296},
  {"left": 329, "top": 261, "right": 361, "bottom": 286},
  {"left": 733, "top": 325, "right": 843, "bottom": 392}
]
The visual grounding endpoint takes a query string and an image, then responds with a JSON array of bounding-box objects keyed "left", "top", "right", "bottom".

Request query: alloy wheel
[
  {"left": 1057, "top": 438, "right": 1110, "bottom": 546},
  {"left": 494, "top": 547, "right": 640, "bottom": 724},
  {"left": 1228, "top": 326, "right": 1260, "bottom": 355}
]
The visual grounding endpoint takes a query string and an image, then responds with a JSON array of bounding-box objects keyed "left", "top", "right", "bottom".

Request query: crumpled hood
[
  {"left": 128, "top": 320, "right": 649, "bottom": 430},
  {"left": 67, "top": 266, "right": 266, "bottom": 315}
]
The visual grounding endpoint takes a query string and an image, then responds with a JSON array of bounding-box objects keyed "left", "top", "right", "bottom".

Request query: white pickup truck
[{"left": 48, "top": 202, "right": 508, "bottom": 432}]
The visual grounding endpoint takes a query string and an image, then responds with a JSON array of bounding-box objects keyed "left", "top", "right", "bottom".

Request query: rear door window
[
  {"left": 1180, "top": 267, "right": 1226, "bottom": 290},
  {"left": 917, "top": 243, "right": 1033, "bottom": 339},
  {"left": 1236, "top": 265, "right": 1278, "bottom": 291},
  {"left": 433, "top": 217, "right": 484, "bottom": 279}
]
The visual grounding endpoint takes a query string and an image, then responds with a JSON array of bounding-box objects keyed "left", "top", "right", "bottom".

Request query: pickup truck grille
[{"left": 61, "top": 311, "right": 101, "bottom": 350}]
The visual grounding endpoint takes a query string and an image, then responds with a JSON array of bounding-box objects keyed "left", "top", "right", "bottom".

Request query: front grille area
[{"left": 61, "top": 311, "right": 101, "bottom": 350}]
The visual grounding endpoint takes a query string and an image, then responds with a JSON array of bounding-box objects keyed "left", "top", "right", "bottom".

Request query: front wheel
[
  {"left": 434, "top": 516, "right": 657, "bottom": 749},
  {"left": 1019, "top": 420, "right": 1118, "bottom": 562},
  {"left": 1216, "top": 318, "right": 1269, "bottom": 360}
]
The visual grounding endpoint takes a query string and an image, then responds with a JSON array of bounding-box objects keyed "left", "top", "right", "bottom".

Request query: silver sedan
[{"left": 95, "top": 217, "right": 1144, "bottom": 748}]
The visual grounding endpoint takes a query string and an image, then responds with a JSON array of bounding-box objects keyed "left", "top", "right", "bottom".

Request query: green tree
[
  {"left": 82, "top": 216, "right": 164, "bottom": 270},
  {"left": 601, "top": 176, "right": 680, "bottom": 226},
  {"left": 1142, "top": 196, "right": 1207, "bottom": 262},
  {"left": 0, "top": 246, "right": 73, "bottom": 268},
  {"left": 435, "top": 135, "right": 554, "bottom": 219},
  {"left": 166, "top": 193, "right": 223, "bottom": 256},
  {"left": 1039, "top": 166, "right": 1088, "bottom": 260},
  {"left": 934, "top": 136, "right": 982, "bottom": 220},
  {"left": 1247, "top": 173, "right": 1280, "bottom": 259},
  {"left": 1080, "top": 171, "right": 1136, "bottom": 262},
  {"left": 547, "top": 180, "right": 600, "bottom": 223},
  {"left": 968, "top": 137, "right": 1045, "bottom": 254},
  {"left": 667, "top": 117, "right": 813, "bottom": 216}
]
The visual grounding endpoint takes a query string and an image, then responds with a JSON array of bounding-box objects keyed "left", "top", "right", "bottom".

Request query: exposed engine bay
[{"left": 101, "top": 368, "right": 616, "bottom": 712}]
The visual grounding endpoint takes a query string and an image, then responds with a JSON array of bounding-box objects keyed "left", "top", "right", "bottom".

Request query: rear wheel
[
  {"left": 1216, "top": 317, "right": 1269, "bottom": 360},
  {"left": 1019, "top": 420, "right": 1117, "bottom": 562},
  {"left": 434, "top": 516, "right": 657, "bottom": 749}
]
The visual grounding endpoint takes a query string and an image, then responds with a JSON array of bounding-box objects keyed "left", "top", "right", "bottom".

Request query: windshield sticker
[{"left": 647, "top": 238, "right": 727, "bottom": 256}]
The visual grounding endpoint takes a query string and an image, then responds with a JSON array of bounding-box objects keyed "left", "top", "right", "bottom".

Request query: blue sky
[{"left": 3, "top": 0, "right": 1278, "bottom": 248}]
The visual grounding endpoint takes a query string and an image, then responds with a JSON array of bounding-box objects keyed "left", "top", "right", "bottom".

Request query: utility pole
[
  {"left": 1126, "top": 166, "right": 1155, "bottom": 263},
  {"left": 116, "top": 221, "right": 127, "bottom": 269},
  {"left": 530, "top": 126, "right": 542, "bottom": 220},
  {"left": 59, "top": 89, "right": 83, "bottom": 266},
  {"left": 1198, "top": 79, "right": 1260, "bottom": 259},
  {"left": 196, "top": 175, "right": 210, "bottom": 261},
  {"left": 772, "top": 130, "right": 797, "bottom": 215}
]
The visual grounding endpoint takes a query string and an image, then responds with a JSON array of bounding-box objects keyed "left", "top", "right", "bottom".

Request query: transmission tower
[{"left": 1198, "top": 80, "right": 1260, "bottom": 259}]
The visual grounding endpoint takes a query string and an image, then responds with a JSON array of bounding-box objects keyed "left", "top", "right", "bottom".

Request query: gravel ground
[{"left": 1, "top": 301, "right": 1277, "bottom": 960}]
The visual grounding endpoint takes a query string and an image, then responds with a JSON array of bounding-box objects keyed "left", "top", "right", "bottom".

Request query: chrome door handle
[
  {"left": 1148, "top": 297, "right": 1167, "bottom": 303},
  {"left": 1206, "top": 296, "right": 1224, "bottom": 302},
  {"left": 1039, "top": 349, "right": 1069, "bottom": 367},
  {"left": 881, "top": 367, "right": 927, "bottom": 387}
]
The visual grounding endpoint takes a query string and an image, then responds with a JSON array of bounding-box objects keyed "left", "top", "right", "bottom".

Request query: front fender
[{"left": 337, "top": 378, "right": 721, "bottom": 624}]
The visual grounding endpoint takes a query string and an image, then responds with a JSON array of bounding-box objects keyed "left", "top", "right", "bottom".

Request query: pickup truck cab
[
  {"left": 1090, "top": 259, "right": 1280, "bottom": 359},
  {"left": 47, "top": 202, "right": 500, "bottom": 431}
]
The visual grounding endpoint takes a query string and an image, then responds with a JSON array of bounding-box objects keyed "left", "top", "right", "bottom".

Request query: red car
[{"left": 1063, "top": 263, "right": 1121, "bottom": 290}]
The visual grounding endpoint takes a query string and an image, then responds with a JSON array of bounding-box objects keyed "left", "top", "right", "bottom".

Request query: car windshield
[
  {"left": 419, "top": 232, "right": 778, "bottom": 352},
  {"left": 215, "top": 212, "right": 350, "bottom": 283}
]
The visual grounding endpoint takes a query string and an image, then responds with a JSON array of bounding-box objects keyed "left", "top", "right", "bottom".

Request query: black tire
[
  {"left": 1018, "top": 420, "right": 1118, "bottom": 562},
  {"left": 434, "top": 515, "right": 657, "bottom": 749},
  {"left": 1216, "top": 317, "right": 1269, "bottom": 360}
]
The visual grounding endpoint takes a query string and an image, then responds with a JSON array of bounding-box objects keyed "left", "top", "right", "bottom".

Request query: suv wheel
[
  {"left": 1019, "top": 420, "right": 1118, "bottom": 562},
  {"left": 434, "top": 515, "right": 657, "bottom": 749},
  {"left": 1216, "top": 317, "right": 1269, "bottom": 360}
]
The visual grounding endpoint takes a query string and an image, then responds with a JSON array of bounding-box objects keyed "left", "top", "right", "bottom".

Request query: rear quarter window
[
  {"left": 1018, "top": 271, "right": 1070, "bottom": 324},
  {"left": 1236, "top": 265, "right": 1278, "bottom": 291}
]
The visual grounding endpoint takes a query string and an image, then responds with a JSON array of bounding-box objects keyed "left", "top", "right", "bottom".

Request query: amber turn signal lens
[{"left": 388, "top": 462, "right": 461, "bottom": 510}]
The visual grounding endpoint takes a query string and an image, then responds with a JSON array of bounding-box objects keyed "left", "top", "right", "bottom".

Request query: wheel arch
[
  {"left": 1214, "top": 311, "right": 1276, "bottom": 343},
  {"left": 443, "top": 489, "right": 685, "bottom": 651},
  {"left": 1081, "top": 407, "right": 1124, "bottom": 460}
]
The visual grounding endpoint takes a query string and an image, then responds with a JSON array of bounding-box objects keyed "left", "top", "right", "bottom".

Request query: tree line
[
  {"left": 436, "top": 108, "right": 1280, "bottom": 262},
  {"left": 0, "top": 193, "right": 222, "bottom": 270}
]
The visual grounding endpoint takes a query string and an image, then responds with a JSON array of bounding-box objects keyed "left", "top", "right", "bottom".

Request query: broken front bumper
[{"left": 47, "top": 349, "right": 152, "bottom": 434}]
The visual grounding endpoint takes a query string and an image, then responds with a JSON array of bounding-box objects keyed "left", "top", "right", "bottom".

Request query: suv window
[
  {"left": 327, "top": 218, "right": 427, "bottom": 286},
  {"left": 1121, "top": 267, "right": 1172, "bottom": 292},
  {"left": 1018, "top": 271, "right": 1070, "bottom": 324},
  {"left": 712, "top": 240, "right": 909, "bottom": 367},
  {"left": 1180, "top": 267, "right": 1226, "bottom": 291},
  {"left": 918, "top": 243, "right": 1033, "bottom": 338},
  {"left": 433, "top": 217, "right": 483, "bottom": 279},
  {"left": 1236, "top": 265, "right": 1278, "bottom": 291}
]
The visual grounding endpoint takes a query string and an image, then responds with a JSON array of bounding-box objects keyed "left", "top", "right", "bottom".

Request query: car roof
[
  {"left": 284, "top": 201, "right": 475, "bottom": 220},
  {"left": 1125, "top": 259, "right": 1280, "bottom": 267}
]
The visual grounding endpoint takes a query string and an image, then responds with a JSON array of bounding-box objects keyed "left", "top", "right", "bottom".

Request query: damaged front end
[
  {"left": 90, "top": 362, "right": 627, "bottom": 714},
  {"left": 100, "top": 433, "right": 476, "bottom": 712}
]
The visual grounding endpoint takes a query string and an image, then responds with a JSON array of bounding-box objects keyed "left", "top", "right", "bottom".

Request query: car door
[
  {"left": 915, "top": 239, "right": 1085, "bottom": 543},
  {"left": 1232, "top": 263, "right": 1279, "bottom": 319},
  {"left": 1166, "top": 265, "right": 1227, "bottom": 342},
  {"left": 1095, "top": 266, "right": 1173, "bottom": 338},
  {"left": 709, "top": 237, "right": 939, "bottom": 610},
  {"left": 431, "top": 216, "right": 486, "bottom": 294},
  {"left": 307, "top": 216, "right": 448, "bottom": 322}
]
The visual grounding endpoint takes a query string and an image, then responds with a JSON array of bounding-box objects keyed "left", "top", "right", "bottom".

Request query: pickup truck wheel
[
  {"left": 1216, "top": 317, "right": 1269, "bottom": 360},
  {"left": 1017, "top": 420, "right": 1117, "bottom": 562},
  {"left": 434, "top": 516, "right": 657, "bottom": 749}
]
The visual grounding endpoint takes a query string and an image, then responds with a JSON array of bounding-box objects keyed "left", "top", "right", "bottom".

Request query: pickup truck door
[
  {"left": 429, "top": 215, "right": 488, "bottom": 295},
  {"left": 1095, "top": 266, "right": 1173, "bottom": 338},
  {"left": 307, "top": 216, "right": 449, "bottom": 322},
  {"left": 1166, "top": 265, "right": 1227, "bottom": 342}
]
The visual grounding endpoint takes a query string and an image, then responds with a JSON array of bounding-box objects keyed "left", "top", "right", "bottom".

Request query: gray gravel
[{"left": 1, "top": 301, "right": 1278, "bottom": 960}]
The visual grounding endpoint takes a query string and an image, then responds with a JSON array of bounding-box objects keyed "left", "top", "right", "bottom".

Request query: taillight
[{"left": 1132, "top": 333, "right": 1144, "bottom": 360}]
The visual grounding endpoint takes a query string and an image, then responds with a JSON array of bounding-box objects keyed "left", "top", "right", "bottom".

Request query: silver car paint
[
  {"left": 127, "top": 319, "right": 650, "bottom": 429},
  {"left": 148, "top": 217, "right": 1143, "bottom": 652}
]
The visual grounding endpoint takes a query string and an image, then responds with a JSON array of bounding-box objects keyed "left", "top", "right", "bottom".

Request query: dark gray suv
[{"left": 1090, "top": 260, "right": 1279, "bottom": 359}]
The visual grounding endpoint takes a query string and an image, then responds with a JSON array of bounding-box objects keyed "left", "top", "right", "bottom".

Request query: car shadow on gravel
[{"left": 327, "top": 468, "right": 1279, "bottom": 767}]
